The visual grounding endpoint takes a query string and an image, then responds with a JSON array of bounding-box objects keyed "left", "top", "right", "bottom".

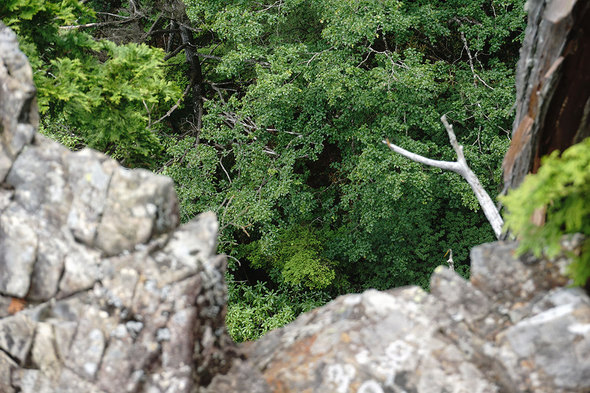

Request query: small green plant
[
  {"left": 501, "top": 137, "right": 590, "bottom": 286},
  {"left": 225, "top": 275, "right": 329, "bottom": 342},
  {"left": 240, "top": 225, "right": 337, "bottom": 290}
]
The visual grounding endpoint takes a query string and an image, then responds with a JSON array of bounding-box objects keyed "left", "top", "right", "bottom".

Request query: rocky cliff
[
  {"left": 0, "top": 23, "right": 235, "bottom": 392},
  {"left": 1, "top": 0, "right": 590, "bottom": 391},
  {"left": 210, "top": 238, "right": 589, "bottom": 393}
]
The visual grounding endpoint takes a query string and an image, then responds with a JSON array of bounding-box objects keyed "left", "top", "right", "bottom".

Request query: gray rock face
[
  {"left": 213, "top": 240, "right": 590, "bottom": 393},
  {"left": 240, "top": 287, "right": 498, "bottom": 393},
  {"left": 0, "top": 22, "right": 37, "bottom": 181},
  {"left": 0, "top": 22, "right": 234, "bottom": 393}
]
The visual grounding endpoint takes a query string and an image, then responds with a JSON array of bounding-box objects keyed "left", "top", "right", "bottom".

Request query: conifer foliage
[{"left": 1, "top": 0, "right": 180, "bottom": 166}]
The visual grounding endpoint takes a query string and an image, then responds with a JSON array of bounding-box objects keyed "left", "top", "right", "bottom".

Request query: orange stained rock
[
  {"left": 8, "top": 297, "right": 26, "bottom": 314},
  {"left": 340, "top": 332, "right": 351, "bottom": 343},
  {"left": 262, "top": 334, "right": 319, "bottom": 392}
]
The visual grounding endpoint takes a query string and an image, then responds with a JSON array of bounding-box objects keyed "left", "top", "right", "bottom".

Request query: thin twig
[
  {"left": 164, "top": 43, "right": 188, "bottom": 61},
  {"left": 219, "top": 157, "right": 232, "bottom": 184},
  {"left": 142, "top": 99, "right": 152, "bottom": 128},
  {"left": 177, "top": 22, "right": 201, "bottom": 34},
  {"left": 147, "top": 28, "right": 181, "bottom": 36},
  {"left": 152, "top": 79, "right": 193, "bottom": 126},
  {"left": 141, "top": 12, "right": 163, "bottom": 41},
  {"left": 226, "top": 254, "right": 242, "bottom": 267},
  {"left": 59, "top": 17, "right": 139, "bottom": 30},
  {"left": 460, "top": 31, "right": 494, "bottom": 90},
  {"left": 96, "top": 12, "right": 130, "bottom": 19},
  {"left": 305, "top": 46, "right": 335, "bottom": 66}
]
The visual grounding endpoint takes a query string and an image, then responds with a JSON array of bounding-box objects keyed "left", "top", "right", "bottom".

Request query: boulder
[{"left": 211, "top": 239, "right": 590, "bottom": 393}]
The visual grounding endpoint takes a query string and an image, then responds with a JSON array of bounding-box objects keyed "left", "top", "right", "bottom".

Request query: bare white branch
[
  {"left": 382, "top": 139, "right": 462, "bottom": 174},
  {"left": 383, "top": 115, "right": 504, "bottom": 239},
  {"left": 460, "top": 31, "right": 494, "bottom": 90},
  {"left": 59, "top": 16, "right": 140, "bottom": 30}
]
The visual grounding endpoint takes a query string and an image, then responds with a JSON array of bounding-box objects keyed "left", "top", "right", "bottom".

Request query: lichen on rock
[{"left": 0, "top": 21, "right": 234, "bottom": 393}]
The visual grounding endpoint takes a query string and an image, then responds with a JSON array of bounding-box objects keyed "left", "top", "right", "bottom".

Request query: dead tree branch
[
  {"left": 459, "top": 30, "right": 494, "bottom": 90},
  {"left": 151, "top": 80, "right": 193, "bottom": 126},
  {"left": 383, "top": 115, "right": 504, "bottom": 238},
  {"left": 59, "top": 17, "right": 140, "bottom": 30}
]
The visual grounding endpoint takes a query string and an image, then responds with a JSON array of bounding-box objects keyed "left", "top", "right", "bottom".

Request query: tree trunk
[
  {"left": 179, "top": 25, "right": 204, "bottom": 133},
  {"left": 502, "top": 0, "right": 590, "bottom": 193}
]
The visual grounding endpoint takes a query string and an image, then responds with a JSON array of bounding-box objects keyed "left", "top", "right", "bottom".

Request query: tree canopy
[
  {"left": 176, "top": 0, "right": 524, "bottom": 291},
  {"left": 3, "top": 0, "right": 527, "bottom": 341}
]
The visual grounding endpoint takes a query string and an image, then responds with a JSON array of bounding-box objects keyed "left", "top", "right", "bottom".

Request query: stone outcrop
[
  {"left": 0, "top": 23, "right": 234, "bottom": 393},
  {"left": 210, "top": 238, "right": 590, "bottom": 393}
]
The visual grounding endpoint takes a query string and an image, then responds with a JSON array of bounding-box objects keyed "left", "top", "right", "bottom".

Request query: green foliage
[
  {"left": 38, "top": 114, "right": 85, "bottom": 150},
  {"left": 1, "top": 0, "right": 181, "bottom": 167},
  {"left": 44, "top": 41, "right": 180, "bottom": 165},
  {"left": 240, "top": 225, "right": 337, "bottom": 290},
  {"left": 4, "top": 0, "right": 527, "bottom": 338},
  {"left": 1, "top": 0, "right": 92, "bottom": 32},
  {"left": 175, "top": 0, "right": 524, "bottom": 294},
  {"left": 225, "top": 275, "right": 329, "bottom": 342},
  {"left": 502, "top": 138, "right": 590, "bottom": 286}
]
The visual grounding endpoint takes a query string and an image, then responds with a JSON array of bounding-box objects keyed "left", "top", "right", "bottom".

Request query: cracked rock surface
[
  {"left": 211, "top": 240, "right": 590, "bottom": 393},
  {"left": 0, "top": 22, "right": 234, "bottom": 393}
]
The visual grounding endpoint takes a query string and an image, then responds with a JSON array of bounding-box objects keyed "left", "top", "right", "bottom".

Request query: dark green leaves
[{"left": 176, "top": 0, "right": 525, "bottom": 294}]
